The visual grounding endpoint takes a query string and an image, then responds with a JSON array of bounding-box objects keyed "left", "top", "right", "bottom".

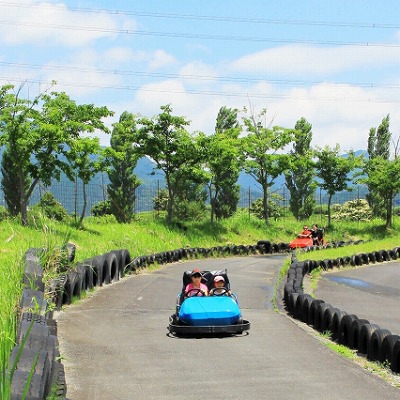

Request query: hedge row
[{"left": 284, "top": 248, "right": 400, "bottom": 373}]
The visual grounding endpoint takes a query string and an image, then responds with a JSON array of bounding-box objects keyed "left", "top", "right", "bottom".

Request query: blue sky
[{"left": 1, "top": 0, "right": 399, "bottom": 151}]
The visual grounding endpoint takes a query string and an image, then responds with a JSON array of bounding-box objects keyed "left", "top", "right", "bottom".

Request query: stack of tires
[
  {"left": 11, "top": 248, "right": 69, "bottom": 400},
  {"left": 284, "top": 251, "right": 400, "bottom": 374}
]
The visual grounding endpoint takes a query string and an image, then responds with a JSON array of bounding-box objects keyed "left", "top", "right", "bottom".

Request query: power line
[
  {"left": 1, "top": 76, "right": 399, "bottom": 104},
  {"left": 1, "top": 19, "right": 399, "bottom": 48},
  {"left": 1, "top": 61, "right": 400, "bottom": 90},
  {"left": 1, "top": 1, "right": 399, "bottom": 29}
]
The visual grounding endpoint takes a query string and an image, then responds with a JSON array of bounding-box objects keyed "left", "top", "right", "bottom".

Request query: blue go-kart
[{"left": 168, "top": 269, "right": 250, "bottom": 336}]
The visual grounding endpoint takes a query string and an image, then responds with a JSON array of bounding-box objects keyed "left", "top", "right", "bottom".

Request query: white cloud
[
  {"left": 0, "top": 1, "right": 136, "bottom": 47},
  {"left": 231, "top": 44, "right": 400, "bottom": 76},
  {"left": 103, "top": 48, "right": 135, "bottom": 65},
  {"left": 148, "top": 50, "right": 177, "bottom": 70}
]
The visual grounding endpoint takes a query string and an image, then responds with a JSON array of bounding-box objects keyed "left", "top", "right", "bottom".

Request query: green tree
[
  {"left": 284, "top": 117, "right": 316, "bottom": 220},
  {"left": 201, "top": 107, "right": 243, "bottom": 223},
  {"left": 363, "top": 157, "right": 400, "bottom": 228},
  {"left": 242, "top": 108, "right": 293, "bottom": 225},
  {"left": 1, "top": 146, "right": 31, "bottom": 216},
  {"left": 106, "top": 112, "right": 141, "bottom": 223},
  {"left": 137, "top": 105, "right": 200, "bottom": 224},
  {"left": 64, "top": 137, "right": 105, "bottom": 228},
  {"left": 314, "top": 145, "right": 359, "bottom": 227},
  {"left": 366, "top": 115, "right": 391, "bottom": 217},
  {"left": 0, "top": 85, "right": 113, "bottom": 225}
]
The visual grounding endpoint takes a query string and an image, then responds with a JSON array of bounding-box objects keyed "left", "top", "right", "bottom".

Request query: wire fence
[{"left": 0, "top": 175, "right": 398, "bottom": 217}]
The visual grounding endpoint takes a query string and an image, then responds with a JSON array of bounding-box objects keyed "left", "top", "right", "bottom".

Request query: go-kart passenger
[
  {"left": 209, "top": 275, "right": 232, "bottom": 296},
  {"left": 311, "top": 224, "right": 324, "bottom": 245},
  {"left": 185, "top": 268, "right": 208, "bottom": 297},
  {"left": 298, "top": 225, "right": 312, "bottom": 238}
]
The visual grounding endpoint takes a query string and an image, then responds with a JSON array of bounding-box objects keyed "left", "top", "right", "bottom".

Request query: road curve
[{"left": 56, "top": 255, "right": 400, "bottom": 400}]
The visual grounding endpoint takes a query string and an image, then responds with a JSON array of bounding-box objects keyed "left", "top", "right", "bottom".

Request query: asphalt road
[
  {"left": 56, "top": 255, "right": 400, "bottom": 400},
  {"left": 315, "top": 261, "right": 400, "bottom": 335}
]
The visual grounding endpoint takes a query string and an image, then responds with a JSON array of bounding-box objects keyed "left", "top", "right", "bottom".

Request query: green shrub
[
  {"left": 0, "top": 206, "right": 9, "bottom": 222},
  {"left": 91, "top": 200, "right": 112, "bottom": 217},
  {"left": 332, "top": 199, "right": 372, "bottom": 221},
  {"left": 34, "top": 192, "right": 68, "bottom": 221}
]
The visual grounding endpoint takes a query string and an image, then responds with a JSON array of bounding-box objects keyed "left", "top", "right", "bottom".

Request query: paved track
[
  {"left": 56, "top": 255, "right": 400, "bottom": 400},
  {"left": 315, "top": 261, "right": 400, "bottom": 335}
]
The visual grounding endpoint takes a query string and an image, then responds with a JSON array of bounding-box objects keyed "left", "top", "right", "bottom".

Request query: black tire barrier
[
  {"left": 349, "top": 318, "right": 370, "bottom": 350},
  {"left": 76, "top": 262, "right": 94, "bottom": 292},
  {"left": 367, "top": 328, "right": 392, "bottom": 362},
  {"left": 388, "top": 249, "right": 397, "bottom": 260},
  {"left": 300, "top": 295, "right": 314, "bottom": 324},
  {"left": 286, "top": 243, "right": 400, "bottom": 373},
  {"left": 46, "top": 274, "right": 67, "bottom": 311},
  {"left": 103, "top": 252, "right": 119, "bottom": 283},
  {"left": 337, "top": 314, "right": 358, "bottom": 346},
  {"left": 62, "top": 271, "right": 82, "bottom": 305},
  {"left": 358, "top": 323, "right": 380, "bottom": 355},
  {"left": 287, "top": 292, "right": 299, "bottom": 316},
  {"left": 17, "top": 313, "right": 49, "bottom": 344},
  {"left": 308, "top": 299, "right": 324, "bottom": 328},
  {"left": 381, "top": 335, "right": 400, "bottom": 368},
  {"left": 20, "top": 289, "right": 48, "bottom": 315},
  {"left": 110, "top": 249, "right": 131, "bottom": 277},
  {"left": 50, "top": 360, "right": 68, "bottom": 398},
  {"left": 313, "top": 303, "right": 332, "bottom": 332},
  {"left": 331, "top": 310, "right": 348, "bottom": 342},
  {"left": 358, "top": 253, "right": 369, "bottom": 265},
  {"left": 367, "top": 252, "right": 376, "bottom": 263},
  {"left": 321, "top": 307, "right": 340, "bottom": 334},
  {"left": 257, "top": 240, "right": 272, "bottom": 253},
  {"left": 23, "top": 248, "right": 45, "bottom": 292},
  {"left": 392, "top": 339, "right": 400, "bottom": 373},
  {"left": 90, "top": 255, "right": 105, "bottom": 287}
]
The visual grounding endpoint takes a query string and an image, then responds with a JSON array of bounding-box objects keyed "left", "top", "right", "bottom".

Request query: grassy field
[{"left": 1, "top": 210, "right": 400, "bottom": 395}]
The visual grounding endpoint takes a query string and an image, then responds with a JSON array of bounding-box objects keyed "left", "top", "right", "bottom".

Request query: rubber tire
[
  {"left": 10, "top": 346, "right": 52, "bottom": 398},
  {"left": 391, "top": 339, "right": 400, "bottom": 373},
  {"left": 313, "top": 303, "right": 332, "bottom": 332},
  {"left": 358, "top": 323, "right": 380, "bottom": 355},
  {"left": 103, "top": 252, "right": 119, "bottom": 283},
  {"left": 331, "top": 310, "right": 348, "bottom": 342},
  {"left": 308, "top": 299, "right": 325, "bottom": 328},
  {"left": 338, "top": 314, "right": 358, "bottom": 346},
  {"left": 381, "top": 334, "right": 400, "bottom": 368},
  {"left": 367, "top": 328, "right": 392, "bottom": 362},
  {"left": 349, "top": 318, "right": 370, "bottom": 349}
]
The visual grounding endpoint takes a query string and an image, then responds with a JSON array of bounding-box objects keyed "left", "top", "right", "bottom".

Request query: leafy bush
[
  {"left": 91, "top": 200, "right": 112, "bottom": 217},
  {"left": 153, "top": 189, "right": 169, "bottom": 212},
  {"left": 249, "top": 195, "right": 283, "bottom": 220},
  {"left": 34, "top": 192, "right": 68, "bottom": 221},
  {"left": 332, "top": 199, "right": 372, "bottom": 221},
  {"left": 0, "top": 206, "right": 9, "bottom": 222},
  {"left": 174, "top": 200, "right": 206, "bottom": 221}
]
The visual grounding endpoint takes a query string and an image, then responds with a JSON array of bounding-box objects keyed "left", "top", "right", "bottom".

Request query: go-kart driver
[
  {"left": 209, "top": 275, "right": 232, "bottom": 296},
  {"left": 185, "top": 268, "right": 208, "bottom": 297}
]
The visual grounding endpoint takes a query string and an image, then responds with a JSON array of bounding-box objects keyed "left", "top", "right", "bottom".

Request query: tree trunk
[
  {"left": 262, "top": 182, "right": 269, "bottom": 225},
  {"left": 209, "top": 185, "right": 215, "bottom": 224},
  {"left": 386, "top": 196, "right": 392, "bottom": 228},
  {"left": 327, "top": 194, "right": 332, "bottom": 227},
  {"left": 78, "top": 181, "right": 87, "bottom": 229}
]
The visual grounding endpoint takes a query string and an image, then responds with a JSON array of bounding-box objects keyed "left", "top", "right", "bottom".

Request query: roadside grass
[{"left": 316, "top": 332, "right": 400, "bottom": 388}]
